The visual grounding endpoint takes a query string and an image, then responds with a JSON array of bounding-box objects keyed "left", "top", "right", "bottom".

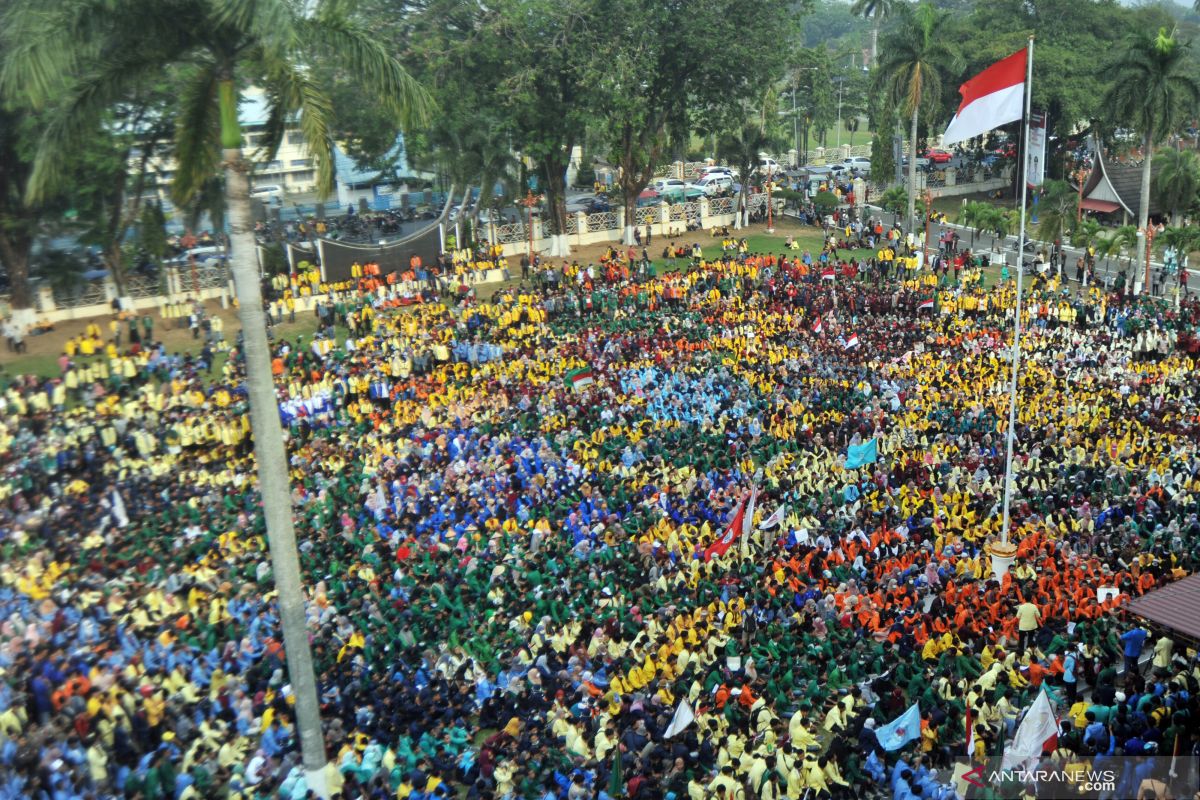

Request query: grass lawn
[{"left": 643, "top": 225, "right": 874, "bottom": 275}]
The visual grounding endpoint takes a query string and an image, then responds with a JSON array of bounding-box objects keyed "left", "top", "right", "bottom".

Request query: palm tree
[
  {"left": 879, "top": 185, "right": 908, "bottom": 217},
  {"left": 874, "top": 2, "right": 959, "bottom": 236},
  {"left": 1070, "top": 218, "right": 1103, "bottom": 265},
  {"left": 1157, "top": 225, "right": 1200, "bottom": 268},
  {"left": 959, "top": 200, "right": 991, "bottom": 247},
  {"left": 1034, "top": 179, "right": 1077, "bottom": 248},
  {"left": 1102, "top": 27, "right": 1200, "bottom": 292},
  {"left": 1100, "top": 224, "right": 1140, "bottom": 288},
  {"left": 1153, "top": 148, "right": 1200, "bottom": 226},
  {"left": 851, "top": 0, "right": 895, "bottom": 69},
  {"left": 1, "top": 0, "right": 431, "bottom": 789}
]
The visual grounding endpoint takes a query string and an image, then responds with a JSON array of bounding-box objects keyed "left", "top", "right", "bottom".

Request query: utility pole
[{"left": 792, "top": 85, "right": 799, "bottom": 164}]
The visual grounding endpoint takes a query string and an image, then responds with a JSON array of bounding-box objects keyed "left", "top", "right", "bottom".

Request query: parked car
[
  {"left": 250, "top": 184, "right": 283, "bottom": 202},
  {"left": 842, "top": 156, "right": 871, "bottom": 172},
  {"left": 755, "top": 157, "right": 786, "bottom": 175},
  {"left": 696, "top": 165, "right": 739, "bottom": 180},
  {"left": 565, "top": 194, "right": 612, "bottom": 214},
  {"left": 650, "top": 178, "right": 689, "bottom": 194},
  {"left": 902, "top": 156, "right": 931, "bottom": 169},
  {"left": 694, "top": 174, "right": 735, "bottom": 196},
  {"left": 925, "top": 148, "right": 954, "bottom": 164},
  {"left": 661, "top": 184, "right": 706, "bottom": 203}
]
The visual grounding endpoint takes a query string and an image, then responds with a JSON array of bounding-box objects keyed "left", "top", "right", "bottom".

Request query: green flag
[{"left": 608, "top": 746, "right": 623, "bottom": 798}]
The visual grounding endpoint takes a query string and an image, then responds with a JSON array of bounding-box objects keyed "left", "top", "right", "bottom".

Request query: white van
[
  {"left": 694, "top": 174, "right": 734, "bottom": 196},
  {"left": 250, "top": 184, "right": 284, "bottom": 202}
]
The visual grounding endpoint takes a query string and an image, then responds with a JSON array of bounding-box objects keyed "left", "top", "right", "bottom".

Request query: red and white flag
[
  {"left": 1001, "top": 689, "right": 1058, "bottom": 770},
  {"left": 919, "top": 299, "right": 934, "bottom": 312},
  {"left": 965, "top": 707, "right": 976, "bottom": 756},
  {"left": 942, "top": 48, "right": 1027, "bottom": 146},
  {"left": 703, "top": 487, "right": 757, "bottom": 561},
  {"left": 811, "top": 317, "right": 823, "bottom": 334},
  {"left": 844, "top": 334, "right": 860, "bottom": 350},
  {"left": 821, "top": 266, "right": 836, "bottom": 281}
]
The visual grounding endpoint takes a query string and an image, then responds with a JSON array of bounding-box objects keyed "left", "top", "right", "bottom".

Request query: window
[
  {"left": 267, "top": 161, "right": 283, "bottom": 170},
  {"left": 288, "top": 171, "right": 315, "bottom": 184},
  {"left": 286, "top": 131, "right": 305, "bottom": 145},
  {"left": 290, "top": 159, "right": 310, "bottom": 168}
]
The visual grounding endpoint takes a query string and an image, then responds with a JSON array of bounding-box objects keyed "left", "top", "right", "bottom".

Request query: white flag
[
  {"left": 741, "top": 486, "right": 759, "bottom": 538},
  {"left": 758, "top": 502, "right": 787, "bottom": 530},
  {"left": 665, "top": 698, "right": 695, "bottom": 738},
  {"left": 110, "top": 489, "right": 128, "bottom": 528},
  {"left": 1002, "top": 689, "right": 1058, "bottom": 770}
]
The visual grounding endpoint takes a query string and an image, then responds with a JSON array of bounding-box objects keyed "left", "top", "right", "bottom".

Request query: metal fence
[
  {"left": 746, "top": 194, "right": 768, "bottom": 212},
  {"left": 586, "top": 211, "right": 619, "bottom": 232},
  {"left": 564, "top": 214, "right": 579, "bottom": 235},
  {"left": 495, "top": 222, "right": 527, "bottom": 244},
  {"left": 635, "top": 206, "right": 658, "bottom": 226},
  {"left": 126, "top": 274, "right": 165, "bottom": 299},
  {"left": 709, "top": 197, "right": 733, "bottom": 216},
  {"left": 668, "top": 203, "right": 688, "bottom": 222},
  {"left": 52, "top": 279, "right": 108, "bottom": 310}
]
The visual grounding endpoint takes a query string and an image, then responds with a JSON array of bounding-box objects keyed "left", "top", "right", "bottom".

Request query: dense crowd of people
[{"left": 0, "top": 215, "right": 1198, "bottom": 800}]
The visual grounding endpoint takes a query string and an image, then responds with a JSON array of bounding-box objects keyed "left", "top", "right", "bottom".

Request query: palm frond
[
  {"left": 300, "top": 13, "right": 435, "bottom": 129},
  {"left": 24, "top": 50, "right": 168, "bottom": 204},
  {"left": 171, "top": 63, "right": 222, "bottom": 206},
  {"left": 262, "top": 59, "right": 337, "bottom": 197},
  {"left": 208, "top": 0, "right": 295, "bottom": 57}
]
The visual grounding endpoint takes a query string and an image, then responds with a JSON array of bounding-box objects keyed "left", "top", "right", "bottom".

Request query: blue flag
[
  {"left": 845, "top": 438, "right": 878, "bottom": 470},
  {"left": 876, "top": 703, "right": 921, "bottom": 751}
]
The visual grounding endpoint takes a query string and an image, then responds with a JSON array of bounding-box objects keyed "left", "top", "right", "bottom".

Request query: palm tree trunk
[
  {"left": 1135, "top": 128, "right": 1153, "bottom": 294},
  {"left": 870, "top": 15, "right": 880, "bottom": 68},
  {"left": 907, "top": 105, "right": 919, "bottom": 238},
  {"left": 0, "top": 231, "right": 33, "bottom": 324},
  {"left": 218, "top": 76, "right": 328, "bottom": 793}
]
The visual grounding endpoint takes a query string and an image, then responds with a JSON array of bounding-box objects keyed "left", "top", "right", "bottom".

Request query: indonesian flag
[
  {"left": 821, "top": 265, "right": 836, "bottom": 281},
  {"left": 919, "top": 299, "right": 934, "bottom": 312},
  {"left": 942, "top": 48, "right": 1027, "bottom": 146},
  {"left": 844, "top": 334, "right": 860, "bottom": 350},
  {"left": 704, "top": 487, "right": 756, "bottom": 561},
  {"left": 965, "top": 707, "right": 975, "bottom": 756},
  {"left": 1002, "top": 689, "right": 1058, "bottom": 770},
  {"left": 811, "top": 317, "right": 823, "bottom": 334}
]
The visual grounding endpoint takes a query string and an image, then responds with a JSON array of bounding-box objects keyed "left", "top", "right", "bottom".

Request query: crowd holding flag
[
  {"left": 876, "top": 703, "right": 922, "bottom": 751},
  {"left": 564, "top": 366, "right": 595, "bottom": 392},
  {"left": 703, "top": 486, "right": 757, "bottom": 561}
]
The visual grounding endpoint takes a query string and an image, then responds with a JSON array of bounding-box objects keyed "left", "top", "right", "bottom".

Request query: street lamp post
[
  {"left": 922, "top": 189, "right": 933, "bottom": 269},
  {"left": 1146, "top": 224, "right": 1156, "bottom": 295},
  {"left": 766, "top": 167, "right": 775, "bottom": 234},
  {"left": 1074, "top": 163, "right": 1090, "bottom": 223}
]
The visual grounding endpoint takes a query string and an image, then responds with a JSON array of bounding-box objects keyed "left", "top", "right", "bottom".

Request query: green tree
[
  {"left": 850, "top": 0, "right": 895, "bottom": 68},
  {"left": 594, "top": 0, "right": 798, "bottom": 243},
  {"left": 0, "top": 98, "right": 41, "bottom": 317},
  {"left": 1153, "top": 148, "right": 1200, "bottom": 226},
  {"left": 874, "top": 1, "right": 959, "bottom": 234},
  {"left": 1, "top": 0, "right": 431, "bottom": 788},
  {"left": 1102, "top": 27, "right": 1200, "bottom": 292},
  {"left": 139, "top": 200, "right": 169, "bottom": 264},
  {"left": 717, "top": 106, "right": 774, "bottom": 230}
]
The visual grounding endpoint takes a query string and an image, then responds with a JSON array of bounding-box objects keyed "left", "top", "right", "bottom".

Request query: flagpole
[{"left": 998, "top": 36, "right": 1034, "bottom": 553}]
